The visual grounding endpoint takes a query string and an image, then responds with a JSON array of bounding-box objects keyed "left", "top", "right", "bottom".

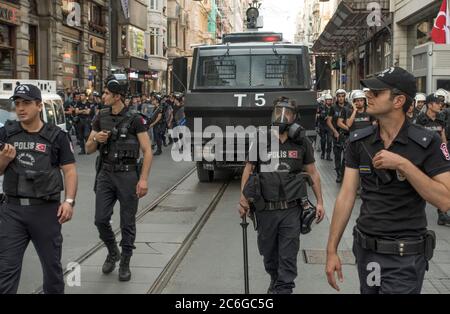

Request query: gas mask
[{"left": 271, "top": 101, "right": 297, "bottom": 134}]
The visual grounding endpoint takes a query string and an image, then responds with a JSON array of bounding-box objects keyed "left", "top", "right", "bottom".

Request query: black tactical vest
[
  {"left": 98, "top": 108, "right": 140, "bottom": 165},
  {"left": 255, "top": 131, "right": 307, "bottom": 203},
  {"left": 3, "top": 120, "right": 64, "bottom": 200}
]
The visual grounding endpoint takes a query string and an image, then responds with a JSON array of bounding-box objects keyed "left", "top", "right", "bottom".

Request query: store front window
[
  {"left": 29, "top": 25, "right": 38, "bottom": 79},
  {"left": 0, "top": 24, "right": 14, "bottom": 78},
  {"left": 91, "top": 53, "right": 103, "bottom": 92},
  {"left": 62, "top": 40, "right": 80, "bottom": 90}
]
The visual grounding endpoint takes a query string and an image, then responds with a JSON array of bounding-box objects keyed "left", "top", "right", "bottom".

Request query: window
[
  {"left": 88, "top": 3, "right": 103, "bottom": 25},
  {"left": 384, "top": 40, "right": 391, "bottom": 68},
  {"left": 150, "top": 28, "right": 160, "bottom": 55},
  {"left": 417, "top": 19, "right": 432, "bottom": 45},
  {"left": 0, "top": 24, "right": 14, "bottom": 79},
  {"left": 44, "top": 101, "right": 56, "bottom": 126},
  {"left": 62, "top": 0, "right": 79, "bottom": 12},
  {"left": 53, "top": 99, "right": 66, "bottom": 125},
  {"left": 0, "top": 99, "right": 16, "bottom": 125},
  {"left": 150, "top": 0, "right": 159, "bottom": 10},
  {"left": 29, "top": 26, "right": 38, "bottom": 79},
  {"left": 195, "top": 50, "right": 308, "bottom": 90}
]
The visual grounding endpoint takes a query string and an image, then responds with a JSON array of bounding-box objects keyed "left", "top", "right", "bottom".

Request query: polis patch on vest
[{"left": 14, "top": 142, "right": 47, "bottom": 153}]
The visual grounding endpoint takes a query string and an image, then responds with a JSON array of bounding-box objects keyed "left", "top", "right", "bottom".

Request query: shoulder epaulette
[
  {"left": 349, "top": 125, "right": 376, "bottom": 143},
  {"left": 408, "top": 124, "right": 433, "bottom": 148},
  {"left": 4, "top": 120, "right": 22, "bottom": 138}
]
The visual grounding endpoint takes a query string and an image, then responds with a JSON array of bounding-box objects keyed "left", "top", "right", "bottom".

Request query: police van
[{"left": 0, "top": 80, "right": 66, "bottom": 131}]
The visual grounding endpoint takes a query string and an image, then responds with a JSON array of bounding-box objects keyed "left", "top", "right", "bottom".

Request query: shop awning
[{"left": 312, "top": 0, "right": 390, "bottom": 54}]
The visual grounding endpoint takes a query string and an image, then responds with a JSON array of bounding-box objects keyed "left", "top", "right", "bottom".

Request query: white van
[{"left": 0, "top": 80, "right": 66, "bottom": 131}]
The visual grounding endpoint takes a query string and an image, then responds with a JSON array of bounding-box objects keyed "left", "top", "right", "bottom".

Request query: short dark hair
[{"left": 390, "top": 88, "right": 412, "bottom": 113}]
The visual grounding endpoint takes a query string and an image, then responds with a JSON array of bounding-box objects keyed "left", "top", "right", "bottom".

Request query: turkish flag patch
[
  {"left": 35, "top": 143, "right": 47, "bottom": 153},
  {"left": 441, "top": 143, "right": 450, "bottom": 161},
  {"left": 288, "top": 150, "right": 298, "bottom": 158},
  {"left": 141, "top": 117, "right": 147, "bottom": 125}
]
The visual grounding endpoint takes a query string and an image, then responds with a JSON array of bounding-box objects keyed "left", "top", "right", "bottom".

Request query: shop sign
[
  {"left": 0, "top": 2, "right": 20, "bottom": 25},
  {"left": 89, "top": 36, "right": 106, "bottom": 54}
]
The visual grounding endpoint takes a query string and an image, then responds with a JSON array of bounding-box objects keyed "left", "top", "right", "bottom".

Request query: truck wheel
[{"left": 196, "top": 162, "right": 214, "bottom": 182}]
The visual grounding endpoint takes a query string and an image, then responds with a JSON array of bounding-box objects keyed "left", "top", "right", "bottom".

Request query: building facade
[
  {"left": 147, "top": 0, "right": 168, "bottom": 93},
  {"left": 111, "top": 0, "right": 148, "bottom": 94},
  {"left": 0, "top": 0, "right": 111, "bottom": 93},
  {"left": 393, "top": 0, "right": 450, "bottom": 93},
  {"left": 312, "top": 0, "right": 392, "bottom": 91}
]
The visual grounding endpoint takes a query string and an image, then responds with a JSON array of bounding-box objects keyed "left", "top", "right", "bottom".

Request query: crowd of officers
[
  {"left": 60, "top": 89, "right": 186, "bottom": 156},
  {"left": 316, "top": 86, "right": 450, "bottom": 225}
]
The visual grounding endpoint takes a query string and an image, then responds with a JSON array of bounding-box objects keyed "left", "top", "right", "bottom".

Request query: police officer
[
  {"left": 316, "top": 94, "right": 333, "bottom": 160},
  {"left": 326, "top": 67, "right": 450, "bottom": 294},
  {"left": 0, "top": 84, "right": 78, "bottom": 294},
  {"left": 413, "top": 93, "right": 426, "bottom": 119},
  {"left": 327, "top": 89, "right": 349, "bottom": 183},
  {"left": 149, "top": 96, "right": 164, "bottom": 156},
  {"left": 73, "top": 91, "right": 92, "bottom": 155},
  {"left": 415, "top": 94, "right": 449, "bottom": 226},
  {"left": 338, "top": 90, "right": 375, "bottom": 133},
  {"left": 85, "top": 75, "right": 153, "bottom": 281},
  {"left": 239, "top": 97, "right": 325, "bottom": 294}
]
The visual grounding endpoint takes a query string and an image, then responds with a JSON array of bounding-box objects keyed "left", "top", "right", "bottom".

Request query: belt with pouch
[
  {"left": 265, "top": 200, "right": 299, "bottom": 210},
  {"left": 4, "top": 195, "right": 58, "bottom": 206},
  {"left": 102, "top": 163, "right": 137, "bottom": 172},
  {"left": 354, "top": 227, "right": 426, "bottom": 257}
]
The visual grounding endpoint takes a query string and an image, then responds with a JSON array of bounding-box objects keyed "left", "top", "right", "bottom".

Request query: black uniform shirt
[
  {"left": 248, "top": 132, "right": 315, "bottom": 173},
  {"left": 0, "top": 125, "right": 75, "bottom": 167},
  {"left": 317, "top": 103, "right": 331, "bottom": 126},
  {"left": 92, "top": 105, "right": 147, "bottom": 135},
  {"left": 74, "top": 101, "right": 91, "bottom": 118},
  {"left": 328, "top": 103, "right": 346, "bottom": 130},
  {"left": 415, "top": 112, "right": 446, "bottom": 135},
  {"left": 346, "top": 120, "right": 450, "bottom": 239},
  {"left": 340, "top": 108, "right": 374, "bottom": 132}
]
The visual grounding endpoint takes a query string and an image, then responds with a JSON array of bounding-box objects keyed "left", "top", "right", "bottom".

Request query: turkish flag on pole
[{"left": 431, "top": 0, "right": 450, "bottom": 44}]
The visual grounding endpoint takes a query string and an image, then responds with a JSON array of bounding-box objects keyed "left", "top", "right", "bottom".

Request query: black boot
[
  {"left": 336, "top": 172, "right": 343, "bottom": 183},
  {"left": 437, "top": 210, "right": 450, "bottom": 226},
  {"left": 102, "top": 243, "right": 120, "bottom": 274},
  {"left": 326, "top": 154, "right": 332, "bottom": 161},
  {"left": 320, "top": 153, "right": 325, "bottom": 160},
  {"left": 154, "top": 147, "right": 162, "bottom": 156},
  {"left": 118, "top": 255, "right": 131, "bottom": 282}
]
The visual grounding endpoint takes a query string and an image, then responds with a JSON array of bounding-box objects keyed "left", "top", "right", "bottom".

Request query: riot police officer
[
  {"left": 326, "top": 67, "right": 450, "bottom": 294},
  {"left": 85, "top": 74, "right": 153, "bottom": 281},
  {"left": 415, "top": 94, "right": 449, "bottom": 226},
  {"left": 413, "top": 93, "right": 426, "bottom": 119},
  {"left": 239, "top": 97, "right": 325, "bottom": 294},
  {"left": 338, "top": 90, "right": 375, "bottom": 133},
  {"left": 317, "top": 94, "right": 333, "bottom": 160},
  {"left": 327, "top": 89, "right": 349, "bottom": 183},
  {"left": 0, "top": 84, "right": 78, "bottom": 294}
]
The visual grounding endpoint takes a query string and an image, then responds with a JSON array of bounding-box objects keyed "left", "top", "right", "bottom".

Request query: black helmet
[
  {"left": 271, "top": 98, "right": 297, "bottom": 133},
  {"left": 105, "top": 74, "right": 129, "bottom": 96}
]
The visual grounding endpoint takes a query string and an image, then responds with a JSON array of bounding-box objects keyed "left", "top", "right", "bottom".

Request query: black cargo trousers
[
  {"left": 318, "top": 124, "right": 332, "bottom": 156},
  {"left": 0, "top": 202, "right": 64, "bottom": 294},
  {"left": 95, "top": 168, "right": 139, "bottom": 257},
  {"left": 353, "top": 240, "right": 427, "bottom": 294},
  {"left": 256, "top": 206, "right": 301, "bottom": 294}
]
